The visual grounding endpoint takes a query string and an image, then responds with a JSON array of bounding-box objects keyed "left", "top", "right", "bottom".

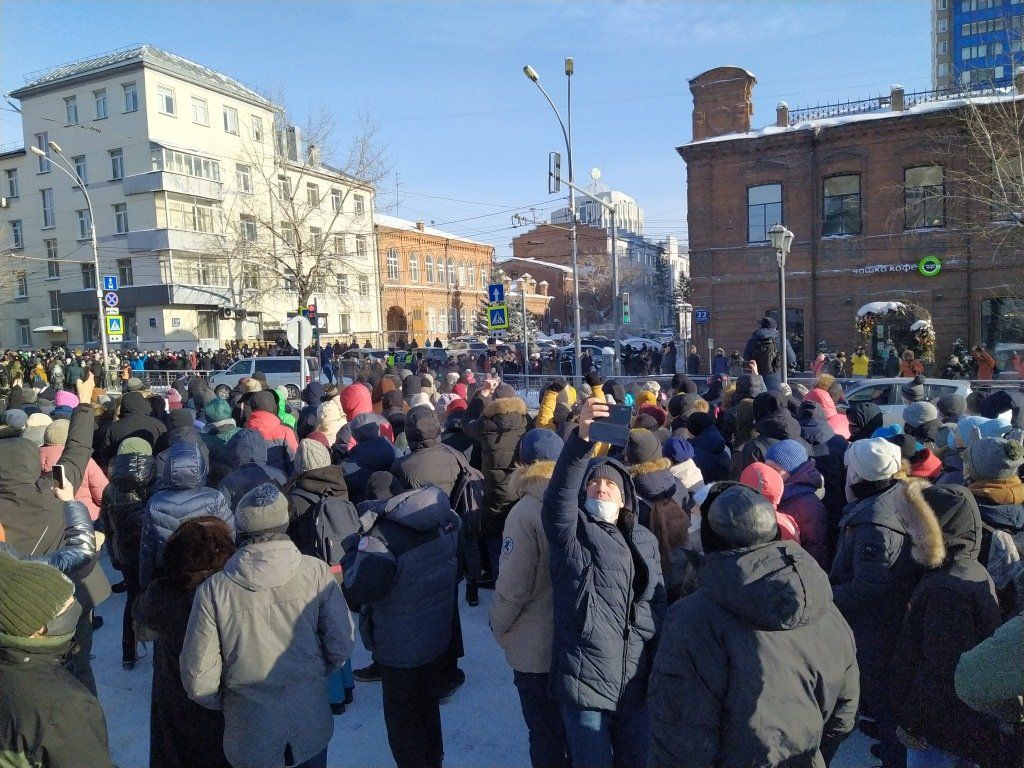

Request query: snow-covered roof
[
  {"left": 857, "top": 301, "right": 907, "bottom": 317},
  {"left": 497, "top": 256, "right": 574, "bottom": 274},
  {"left": 374, "top": 214, "right": 494, "bottom": 249},
  {"left": 11, "top": 45, "right": 277, "bottom": 109}
]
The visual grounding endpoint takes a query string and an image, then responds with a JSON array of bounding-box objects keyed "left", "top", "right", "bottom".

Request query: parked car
[
  {"left": 839, "top": 377, "right": 972, "bottom": 425},
  {"left": 207, "top": 356, "right": 321, "bottom": 400}
]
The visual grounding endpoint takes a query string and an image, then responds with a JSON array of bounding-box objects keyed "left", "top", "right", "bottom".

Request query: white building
[{"left": 0, "top": 45, "right": 382, "bottom": 351}]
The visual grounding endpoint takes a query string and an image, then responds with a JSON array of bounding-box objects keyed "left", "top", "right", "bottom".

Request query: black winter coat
[
  {"left": 100, "top": 452, "right": 156, "bottom": 576},
  {"left": 286, "top": 465, "right": 354, "bottom": 559},
  {"left": 688, "top": 426, "right": 730, "bottom": 483},
  {"left": 216, "top": 429, "right": 287, "bottom": 511},
  {"left": 103, "top": 391, "right": 167, "bottom": 455},
  {"left": 340, "top": 437, "right": 400, "bottom": 506},
  {"left": 466, "top": 395, "right": 530, "bottom": 539},
  {"left": 649, "top": 541, "right": 859, "bottom": 768},
  {"left": 542, "top": 430, "right": 666, "bottom": 712},
  {"left": 391, "top": 440, "right": 463, "bottom": 497}
]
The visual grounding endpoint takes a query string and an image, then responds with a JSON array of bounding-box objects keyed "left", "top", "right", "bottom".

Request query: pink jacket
[
  {"left": 39, "top": 444, "right": 108, "bottom": 520},
  {"left": 801, "top": 388, "right": 851, "bottom": 440}
]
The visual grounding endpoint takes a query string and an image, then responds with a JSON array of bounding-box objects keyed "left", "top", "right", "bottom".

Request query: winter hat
[
  {"left": 4, "top": 410, "right": 27, "bottom": 432},
  {"left": 402, "top": 376, "right": 422, "bottom": 398},
  {"left": 251, "top": 390, "right": 278, "bottom": 414},
  {"left": 125, "top": 377, "right": 144, "bottom": 392},
  {"left": 493, "top": 383, "right": 518, "bottom": 400},
  {"left": 765, "top": 439, "right": 808, "bottom": 474},
  {"left": 42, "top": 419, "right": 70, "bottom": 447},
  {"left": 367, "top": 470, "right": 403, "bottom": 501},
  {"left": 162, "top": 516, "right": 236, "bottom": 589},
  {"left": 632, "top": 413, "right": 660, "bottom": 432},
  {"left": 662, "top": 436, "right": 695, "bottom": 464},
  {"left": 0, "top": 553, "right": 75, "bottom": 638},
  {"left": 845, "top": 437, "right": 903, "bottom": 482},
  {"left": 641, "top": 381, "right": 661, "bottom": 395},
  {"left": 900, "top": 375, "right": 926, "bottom": 403},
  {"left": 964, "top": 437, "right": 1024, "bottom": 482},
  {"left": 167, "top": 409, "right": 196, "bottom": 431},
  {"left": 519, "top": 429, "right": 564, "bottom": 464},
  {"left": 686, "top": 411, "right": 716, "bottom": 436},
  {"left": 672, "top": 373, "right": 698, "bottom": 394},
  {"left": 625, "top": 429, "right": 662, "bottom": 466},
  {"left": 872, "top": 423, "right": 904, "bottom": 440},
  {"left": 53, "top": 391, "right": 79, "bottom": 409},
  {"left": 434, "top": 393, "right": 459, "bottom": 417},
  {"left": 740, "top": 462, "right": 784, "bottom": 508},
  {"left": 887, "top": 433, "right": 924, "bottom": 460},
  {"left": 204, "top": 397, "right": 233, "bottom": 423},
  {"left": 953, "top": 415, "right": 1008, "bottom": 449},
  {"left": 445, "top": 372, "right": 460, "bottom": 389},
  {"left": 166, "top": 388, "right": 183, "bottom": 409},
  {"left": 937, "top": 394, "right": 967, "bottom": 421},
  {"left": 295, "top": 438, "right": 332, "bottom": 475},
  {"left": 242, "top": 378, "right": 263, "bottom": 393},
  {"left": 753, "top": 391, "right": 786, "bottom": 421},
  {"left": 588, "top": 464, "right": 625, "bottom": 501},
  {"left": 340, "top": 383, "right": 372, "bottom": 421},
  {"left": 382, "top": 390, "right": 404, "bottom": 412},
  {"left": 235, "top": 484, "right": 290, "bottom": 534},
  {"left": 24, "top": 413, "right": 52, "bottom": 446},
  {"left": 351, "top": 412, "right": 390, "bottom": 443},
  {"left": 903, "top": 401, "right": 939, "bottom": 428},
  {"left": 447, "top": 398, "right": 468, "bottom": 416},
  {"left": 452, "top": 383, "right": 468, "bottom": 401},
  {"left": 118, "top": 437, "right": 152, "bottom": 456},
  {"left": 704, "top": 484, "right": 779, "bottom": 549},
  {"left": 406, "top": 405, "right": 442, "bottom": 443},
  {"left": 638, "top": 404, "right": 668, "bottom": 428},
  {"left": 20, "top": 389, "right": 37, "bottom": 404},
  {"left": 635, "top": 390, "right": 657, "bottom": 408}
]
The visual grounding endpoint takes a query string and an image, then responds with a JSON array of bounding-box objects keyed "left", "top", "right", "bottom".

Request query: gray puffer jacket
[
  {"left": 180, "top": 538, "right": 355, "bottom": 768},
  {"left": 542, "top": 430, "right": 666, "bottom": 712}
]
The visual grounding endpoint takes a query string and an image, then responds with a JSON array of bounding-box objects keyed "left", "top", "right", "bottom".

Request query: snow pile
[
  {"left": 910, "top": 319, "right": 933, "bottom": 332},
  {"left": 857, "top": 301, "right": 906, "bottom": 317}
]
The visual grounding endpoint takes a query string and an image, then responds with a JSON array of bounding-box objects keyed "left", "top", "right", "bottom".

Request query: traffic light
[{"left": 621, "top": 292, "right": 631, "bottom": 325}]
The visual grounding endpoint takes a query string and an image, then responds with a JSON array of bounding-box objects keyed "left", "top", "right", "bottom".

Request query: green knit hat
[
  {"left": 0, "top": 553, "right": 75, "bottom": 637},
  {"left": 118, "top": 437, "right": 153, "bottom": 456}
]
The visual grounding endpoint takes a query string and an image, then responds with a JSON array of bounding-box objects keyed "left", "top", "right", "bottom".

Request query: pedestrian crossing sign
[
  {"left": 106, "top": 315, "right": 124, "bottom": 335},
  {"left": 487, "top": 304, "right": 509, "bottom": 330}
]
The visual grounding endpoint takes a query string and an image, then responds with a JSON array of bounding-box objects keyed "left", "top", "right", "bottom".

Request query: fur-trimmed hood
[
  {"left": 512, "top": 459, "right": 556, "bottom": 500},
  {"left": 627, "top": 457, "right": 671, "bottom": 477},
  {"left": 483, "top": 396, "right": 528, "bottom": 419},
  {"left": 895, "top": 479, "right": 947, "bottom": 569}
]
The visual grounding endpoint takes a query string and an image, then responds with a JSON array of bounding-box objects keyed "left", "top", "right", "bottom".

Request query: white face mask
[{"left": 585, "top": 498, "right": 620, "bottom": 524}]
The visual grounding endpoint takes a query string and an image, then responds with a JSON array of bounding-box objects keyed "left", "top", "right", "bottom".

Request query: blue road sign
[
  {"left": 487, "top": 303, "right": 509, "bottom": 330},
  {"left": 488, "top": 283, "right": 505, "bottom": 304},
  {"left": 104, "top": 291, "right": 119, "bottom": 308},
  {"left": 694, "top": 308, "right": 710, "bottom": 324},
  {"left": 102, "top": 275, "right": 118, "bottom": 291}
]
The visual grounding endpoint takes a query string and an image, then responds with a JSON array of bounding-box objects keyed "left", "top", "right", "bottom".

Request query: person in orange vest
[{"left": 972, "top": 345, "right": 997, "bottom": 380}]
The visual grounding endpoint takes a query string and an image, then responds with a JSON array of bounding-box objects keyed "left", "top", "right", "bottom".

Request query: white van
[{"left": 207, "top": 356, "right": 321, "bottom": 400}]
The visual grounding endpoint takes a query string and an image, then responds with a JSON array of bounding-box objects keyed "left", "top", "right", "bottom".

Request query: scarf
[{"left": 969, "top": 478, "right": 1024, "bottom": 506}]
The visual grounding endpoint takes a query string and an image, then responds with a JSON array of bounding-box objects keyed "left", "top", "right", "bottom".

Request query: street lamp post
[
  {"left": 524, "top": 60, "right": 583, "bottom": 383},
  {"left": 768, "top": 224, "right": 795, "bottom": 385},
  {"left": 30, "top": 141, "right": 110, "bottom": 387}
]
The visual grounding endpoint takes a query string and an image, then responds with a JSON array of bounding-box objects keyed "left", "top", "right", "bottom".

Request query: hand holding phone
[
  {"left": 52, "top": 465, "right": 73, "bottom": 502},
  {"left": 589, "top": 403, "right": 633, "bottom": 447}
]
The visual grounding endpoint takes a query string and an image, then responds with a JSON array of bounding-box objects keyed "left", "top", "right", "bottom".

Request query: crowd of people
[{"left": 1, "top": 319, "right": 1024, "bottom": 768}]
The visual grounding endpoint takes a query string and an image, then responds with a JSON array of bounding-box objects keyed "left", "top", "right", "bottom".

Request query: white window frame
[
  {"left": 49, "top": 290, "right": 62, "bottom": 326},
  {"left": 251, "top": 115, "right": 263, "bottom": 142},
  {"left": 6, "top": 169, "right": 18, "bottom": 199},
  {"left": 77, "top": 209, "right": 92, "bottom": 240},
  {"left": 333, "top": 235, "right": 345, "bottom": 255},
  {"left": 114, "top": 203, "right": 129, "bottom": 234},
  {"left": 358, "top": 274, "right": 369, "bottom": 296},
  {"left": 65, "top": 96, "right": 78, "bottom": 125},
  {"left": 331, "top": 188, "right": 342, "bottom": 212},
  {"left": 409, "top": 251, "right": 419, "bottom": 282},
  {"left": 356, "top": 234, "right": 367, "bottom": 260},
  {"left": 235, "top": 164, "right": 252, "bottom": 193},
  {"left": 353, "top": 193, "right": 365, "bottom": 217},
  {"left": 35, "top": 133, "right": 50, "bottom": 173},
  {"left": 123, "top": 82, "right": 138, "bottom": 112},
  {"left": 117, "top": 258, "right": 134, "bottom": 286},
  {"left": 109, "top": 149, "right": 124, "bottom": 180},
  {"left": 81, "top": 263, "right": 95, "bottom": 289},
  {"left": 157, "top": 85, "right": 176, "bottom": 116},
  {"left": 240, "top": 214, "right": 257, "bottom": 242},
  {"left": 387, "top": 248, "right": 399, "bottom": 280},
  {"left": 10, "top": 219, "right": 23, "bottom": 249},
  {"left": 339, "top": 313, "right": 351, "bottom": 334},
  {"left": 41, "top": 188, "right": 54, "bottom": 228},
  {"left": 73, "top": 155, "right": 87, "bottom": 185},
  {"left": 15, "top": 272, "right": 28, "bottom": 298},
  {"left": 223, "top": 106, "right": 239, "bottom": 135},
  {"left": 16, "top": 319, "right": 30, "bottom": 346},
  {"left": 93, "top": 89, "right": 107, "bottom": 119},
  {"left": 191, "top": 96, "right": 209, "bottom": 126},
  {"left": 45, "top": 239, "right": 59, "bottom": 278},
  {"left": 306, "top": 182, "right": 320, "bottom": 207}
]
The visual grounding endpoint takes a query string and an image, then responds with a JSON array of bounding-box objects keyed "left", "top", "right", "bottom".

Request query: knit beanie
[
  {"left": 672, "top": 373, "right": 698, "bottom": 394},
  {"left": 936, "top": 394, "right": 967, "bottom": 422},
  {"left": 53, "top": 390, "right": 79, "bottom": 409},
  {"left": 845, "top": 437, "right": 903, "bottom": 482},
  {"left": 635, "top": 390, "right": 657, "bottom": 407},
  {"left": 662, "top": 436, "right": 695, "bottom": 464},
  {"left": 493, "top": 383, "right": 518, "bottom": 400},
  {"left": 43, "top": 419, "right": 70, "bottom": 446},
  {"left": 638, "top": 404, "right": 668, "bottom": 428},
  {"left": 252, "top": 390, "right": 278, "bottom": 414},
  {"left": 0, "top": 553, "right": 75, "bottom": 638},
  {"left": 4, "top": 409, "right": 28, "bottom": 432},
  {"left": 633, "top": 413, "right": 660, "bottom": 432},
  {"left": 964, "top": 437, "right": 1024, "bottom": 482},
  {"left": 447, "top": 398, "right": 468, "bottom": 416},
  {"left": 166, "top": 388, "right": 183, "bottom": 409},
  {"left": 118, "top": 436, "right": 153, "bottom": 456},
  {"left": 740, "top": 462, "right": 784, "bottom": 508},
  {"left": 204, "top": 397, "right": 233, "bottom": 423},
  {"left": 295, "top": 438, "right": 332, "bottom": 475},
  {"left": 903, "top": 401, "right": 939, "bottom": 428},
  {"left": 367, "top": 470, "right": 403, "bottom": 502},
  {"left": 589, "top": 464, "right": 625, "bottom": 500},
  {"left": 24, "top": 413, "right": 52, "bottom": 447},
  {"left": 242, "top": 378, "right": 263, "bottom": 393},
  {"left": 235, "top": 484, "right": 290, "bottom": 533},
  {"left": 765, "top": 439, "right": 809, "bottom": 474},
  {"left": 686, "top": 411, "right": 716, "bottom": 436},
  {"left": 900, "top": 375, "right": 926, "bottom": 403},
  {"left": 125, "top": 377, "right": 144, "bottom": 392},
  {"left": 519, "top": 429, "right": 564, "bottom": 464},
  {"left": 625, "top": 428, "right": 662, "bottom": 466}
]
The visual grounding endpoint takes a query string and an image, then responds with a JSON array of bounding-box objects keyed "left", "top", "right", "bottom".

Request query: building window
[
  {"left": 333, "top": 235, "right": 345, "bottom": 255},
  {"left": 409, "top": 252, "right": 419, "bottom": 282},
  {"left": 251, "top": 115, "right": 263, "bottom": 142},
  {"left": 306, "top": 182, "right": 320, "bottom": 206},
  {"left": 41, "top": 188, "right": 54, "bottom": 227},
  {"left": 240, "top": 214, "right": 257, "bottom": 242},
  {"left": 358, "top": 275, "right": 369, "bottom": 296},
  {"left": 982, "top": 298, "right": 1024, "bottom": 366},
  {"left": 9, "top": 219, "right": 23, "bottom": 249},
  {"left": 278, "top": 175, "right": 291, "bottom": 200},
  {"left": 427, "top": 309, "right": 436, "bottom": 333},
  {"left": 114, "top": 203, "right": 129, "bottom": 234},
  {"left": 45, "top": 239, "right": 59, "bottom": 277},
  {"left": 16, "top": 319, "right": 30, "bottom": 346},
  {"left": 905, "top": 165, "right": 945, "bottom": 229},
  {"left": 242, "top": 265, "right": 260, "bottom": 290},
  {"left": 356, "top": 235, "right": 367, "bottom": 260},
  {"left": 6, "top": 169, "right": 18, "bottom": 198},
  {"left": 110, "top": 149, "right": 124, "bottom": 180},
  {"left": 468, "top": 263, "right": 475, "bottom": 286},
  {"left": 192, "top": 96, "right": 209, "bottom": 126},
  {"left": 425, "top": 254, "right": 434, "bottom": 283},
  {"left": 65, "top": 96, "right": 78, "bottom": 125},
  {"left": 938, "top": 18, "right": 948, "bottom": 33},
  {"left": 281, "top": 224, "right": 296, "bottom": 248},
  {"left": 223, "top": 106, "right": 238, "bottom": 135},
  {"left": 15, "top": 271, "right": 28, "bottom": 297},
  {"left": 337, "top": 273, "right": 348, "bottom": 294},
  {"left": 77, "top": 209, "right": 92, "bottom": 239},
  {"left": 353, "top": 194, "right": 365, "bottom": 217},
  {"left": 747, "top": 184, "right": 782, "bottom": 243},
  {"left": 151, "top": 146, "right": 220, "bottom": 180},
  {"left": 447, "top": 257, "right": 456, "bottom": 285},
  {"left": 331, "top": 188, "right": 342, "bottom": 212},
  {"left": 310, "top": 227, "right": 323, "bottom": 250},
  {"left": 937, "top": 62, "right": 950, "bottom": 77},
  {"left": 93, "top": 89, "right": 107, "bottom": 119},
  {"left": 166, "top": 195, "right": 218, "bottom": 233},
  {"left": 123, "top": 82, "right": 138, "bottom": 112},
  {"left": 81, "top": 263, "right": 95, "bottom": 289},
  {"left": 387, "top": 248, "right": 399, "bottom": 280},
  {"left": 49, "top": 290, "right": 62, "bottom": 326},
  {"left": 117, "top": 258, "right": 134, "bottom": 286},
  {"left": 235, "top": 164, "right": 252, "bottom": 193},
  {"left": 339, "top": 313, "right": 351, "bottom": 334},
  {"left": 35, "top": 133, "right": 50, "bottom": 173},
  {"left": 480, "top": 267, "right": 487, "bottom": 286},
  {"left": 822, "top": 174, "right": 861, "bottom": 236},
  {"left": 157, "top": 85, "right": 176, "bottom": 116},
  {"left": 72, "top": 155, "right": 87, "bottom": 184}
]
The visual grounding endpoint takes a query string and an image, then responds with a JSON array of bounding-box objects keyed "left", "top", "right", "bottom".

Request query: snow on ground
[{"left": 91, "top": 559, "right": 876, "bottom": 767}]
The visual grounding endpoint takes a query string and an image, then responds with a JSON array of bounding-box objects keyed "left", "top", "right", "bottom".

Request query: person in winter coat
[
  {"left": 100, "top": 437, "right": 156, "bottom": 668},
  {"left": 102, "top": 390, "right": 167, "bottom": 460},
  {"left": 218, "top": 429, "right": 288, "bottom": 512},
  {"left": 243, "top": 390, "right": 298, "bottom": 473},
  {"left": 847, "top": 401, "right": 884, "bottom": 443},
  {"left": 135, "top": 517, "right": 234, "bottom": 768},
  {"left": 797, "top": 400, "right": 849, "bottom": 538},
  {"left": 765, "top": 439, "right": 830, "bottom": 568},
  {"left": 182, "top": 485, "right": 355, "bottom": 768},
  {"left": 830, "top": 438, "right": 945, "bottom": 768},
  {"left": 39, "top": 418, "right": 107, "bottom": 520},
  {"left": 973, "top": 345, "right": 997, "bottom": 380},
  {"left": 342, "top": 485, "right": 460, "bottom": 768},
  {"left": 737, "top": 391, "right": 808, "bottom": 474},
  {"left": 889, "top": 484, "right": 1004, "bottom": 768},
  {"left": 274, "top": 386, "right": 298, "bottom": 429},
  {"left": 901, "top": 350, "right": 925, "bottom": 378},
  {"left": 139, "top": 441, "right": 234, "bottom": 588},
  {"left": 742, "top": 317, "right": 797, "bottom": 392},
  {"left": 686, "top": 411, "right": 731, "bottom": 483},
  {"left": 738, "top": 462, "right": 801, "bottom": 542},
  {"left": 338, "top": 414, "right": 400, "bottom": 505},
  {"left": 392, "top": 406, "right": 464, "bottom": 496},
  {"left": 661, "top": 436, "right": 704, "bottom": 494},
  {"left": 490, "top": 429, "right": 570, "bottom": 768},
  {"left": 535, "top": 378, "right": 578, "bottom": 431},
  {"left": 201, "top": 398, "right": 239, "bottom": 486},
  {"left": 541, "top": 398, "right": 666, "bottom": 768},
  {"left": 648, "top": 483, "right": 859, "bottom": 768},
  {"left": 0, "top": 554, "right": 113, "bottom": 768},
  {"left": 802, "top": 387, "right": 851, "bottom": 440}
]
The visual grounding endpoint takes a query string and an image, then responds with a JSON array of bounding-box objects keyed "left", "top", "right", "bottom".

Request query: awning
[{"left": 32, "top": 325, "right": 66, "bottom": 333}]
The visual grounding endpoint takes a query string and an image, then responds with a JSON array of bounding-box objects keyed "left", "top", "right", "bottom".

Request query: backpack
[
  {"left": 445, "top": 446, "right": 486, "bottom": 581},
  {"left": 752, "top": 333, "right": 780, "bottom": 375},
  {"left": 293, "top": 490, "right": 363, "bottom": 581}
]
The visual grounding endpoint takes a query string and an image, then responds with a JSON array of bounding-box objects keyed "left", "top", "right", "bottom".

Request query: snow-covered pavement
[{"left": 91, "top": 560, "right": 876, "bottom": 767}]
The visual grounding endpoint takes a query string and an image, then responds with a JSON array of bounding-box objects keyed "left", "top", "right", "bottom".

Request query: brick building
[
  {"left": 498, "top": 256, "right": 572, "bottom": 334},
  {"left": 375, "top": 214, "right": 549, "bottom": 345},
  {"left": 677, "top": 66, "right": 1024, "bottom": 370}
]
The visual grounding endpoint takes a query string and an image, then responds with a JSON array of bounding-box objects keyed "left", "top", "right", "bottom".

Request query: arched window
[
  {"left": 409, "top": 252, "right": 419, "bottom": 283},
  {"left": 386, "top": 248, "right": 399, "bottom": 281},
  {"left": 425, "top": 254, "right": 434, "bottom": 283},
  {"left": 447, "top": 257, "right": 456, "bottom": 286}
]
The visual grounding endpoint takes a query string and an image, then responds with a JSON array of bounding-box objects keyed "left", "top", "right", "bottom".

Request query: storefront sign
[{"left": 852, "top": 256, "right": 943, "bottom": 277}]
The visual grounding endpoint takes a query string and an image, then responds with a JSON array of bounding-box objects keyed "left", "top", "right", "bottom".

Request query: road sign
[
  {"left": 488, "top": 303, "right": 509, "bottom": 330},
  {"left": 694, "top": 308, "right": 710, "bottom": 324},
  {"left": 102, "top": 275, "right": 118, "bottom": 291},
  {"left": 488, "top": 283, "right": 505, "bottom": 304},
  {"left": 104, "top": 291, "right": 119, "bottom": 308},
  {"left": 105, "top": 315, "right": 124, "bottom": 335},
  {"left": 286, "top": 314, "right": 313, "bottom": 351},
  {"left": 103, "top": 307, "right": 119, "bottom": 316},
  {"left": 108, "top": 334, "right": 123, "bottom": 343}
]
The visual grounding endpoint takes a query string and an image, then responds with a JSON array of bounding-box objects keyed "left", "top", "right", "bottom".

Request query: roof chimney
[
  {"left": 776, "top": 101, "right": 789, "bottom": 127},
  {"left": 307, "top": 143, "right": 320, "bottom": 167},
  {"left": 890, "top": 84, "right": 905, "bottom": 112},
  {"left": 688, "top": 66, "right": 757, "bottom": 141},
  {"left": 415, "top": 220, "right": 425, "bottom": 231}
]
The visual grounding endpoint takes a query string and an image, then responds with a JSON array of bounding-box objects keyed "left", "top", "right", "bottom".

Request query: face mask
[{"left": 585, "top": 498, "right": 620, "bottom": 524}]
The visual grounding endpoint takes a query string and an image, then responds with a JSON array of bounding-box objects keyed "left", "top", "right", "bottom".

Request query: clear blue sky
[{"left": 1, "top": 1, "right": 930, "bottom": 255}]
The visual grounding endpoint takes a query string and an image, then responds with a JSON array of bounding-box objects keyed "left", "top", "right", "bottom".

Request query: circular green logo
[{"left": 918, "top": 256, "right": 942, "bottom": 277}]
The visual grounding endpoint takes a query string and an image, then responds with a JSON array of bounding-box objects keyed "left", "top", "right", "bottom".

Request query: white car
[
  {"left": 840, "top": 377, "right": 973, "bottom": 425},
  {"left": 207, "top": 356, "right": 321, "bottom": 400}
]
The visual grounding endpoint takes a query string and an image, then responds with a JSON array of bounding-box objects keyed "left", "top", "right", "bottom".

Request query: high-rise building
[{"left": 933, "top": 0, "right": 1024, "bottom": 90}]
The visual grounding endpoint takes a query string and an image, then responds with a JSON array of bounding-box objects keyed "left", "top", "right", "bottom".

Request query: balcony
[
  {"left": 127, "top": 228, "right": 226, "bottom": 254},
  {"left": 123, "top": 170, "right": 224, "bottom": 200}
]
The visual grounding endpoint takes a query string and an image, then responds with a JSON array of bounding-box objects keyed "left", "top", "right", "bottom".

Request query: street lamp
[
  {"left": 30, "top": 142, "right": 110, "bottom": 386},
  {"left": 523, "top": 59, "right": 583, "bottom": 383},
  {"left": 768, "top": 223, "right": 795, "bottom": 384}
]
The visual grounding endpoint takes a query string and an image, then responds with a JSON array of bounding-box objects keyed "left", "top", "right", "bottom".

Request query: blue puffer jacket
[
  {"left": 139, "top": 441, "right": 234, "bottom": 587},
  {"left": 542, "top": 430, "right": 666, "bottom": 712},
  {"left": 342, "top": 486, "right": 460, "bottom": 668},
  {"left": 689, "top": 426, "right": 730, "bottom": 483},
  {"left": 217, "top": 429, "right": 288, "bottom": 511}
]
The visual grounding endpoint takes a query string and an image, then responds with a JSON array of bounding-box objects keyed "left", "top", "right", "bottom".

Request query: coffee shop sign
[{"left": 853, "top": 256, "right": 943, "bottom": 277}]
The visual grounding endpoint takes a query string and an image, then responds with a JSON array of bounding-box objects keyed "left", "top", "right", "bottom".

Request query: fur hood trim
[
  {"left": 628, "top": 457, "right": 672, "bottom": 477},
  {"left": 512, "top": 460, "right": 556, "bottom": 499},
  {"left": 484, "top": 396, "right": 528, "bottom": 418},
  {"left": 897, "top": 479, "right": 947, "bottom": 568}
]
